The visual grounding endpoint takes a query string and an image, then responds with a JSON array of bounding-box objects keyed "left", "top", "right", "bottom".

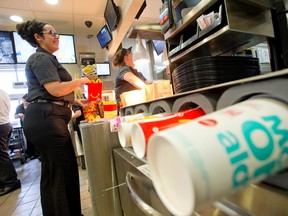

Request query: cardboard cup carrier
[{"left": 147, "top": 98, "right": 288, "bottom": 216}]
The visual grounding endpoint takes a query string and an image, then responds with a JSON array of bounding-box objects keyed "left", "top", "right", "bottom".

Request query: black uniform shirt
[
  {"left": 114, "top": 66, "right": 147, "bottom": 102},
  {"left": 25, "top": 47, "right": 74, "bottom": 103},
  {"left": 15, "top": 103, "right": 25, "bottom": 127}
]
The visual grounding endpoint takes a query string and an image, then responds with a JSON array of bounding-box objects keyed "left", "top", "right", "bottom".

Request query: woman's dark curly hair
[{"left": 16, "top": 20, "right": 47, "bottom": 48}]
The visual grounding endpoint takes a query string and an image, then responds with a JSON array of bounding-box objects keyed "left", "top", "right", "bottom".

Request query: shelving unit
[
  {"left": 8, "top": 127, "right": 26, "bottom": 164},
  {"left": 165, "top": 0, "right": 274, "bottom": 68}
]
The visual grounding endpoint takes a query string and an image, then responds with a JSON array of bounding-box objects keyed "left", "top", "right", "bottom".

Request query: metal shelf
[
  {"left": 165, "top": 0, "right": 274, "bottom": 64},
  {"left": 165, "top": 0, "right": 273, "bottom": 40},
  {"left": 169, "top": 26, "right": 269, "bottom": 63}
]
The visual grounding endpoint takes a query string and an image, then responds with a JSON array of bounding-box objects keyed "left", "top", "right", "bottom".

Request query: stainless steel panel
[
  {"left": 224, "top": 183, "right": 288, "bottom": 216},
  {"left": 226, "top": 0, "right": 274, "bottom": 37},
  {"left": 170, "top": 26, "right": 269, "bottom": 63},
  {"left": 113, "top": 148, "right": 173, "bottom": 216},
  {"left": 113, "top": 148, "right": 231, "bottom": 216},
  {"left": 113, "top": 148, "right": 288, "bottom": 216},
  {"left": 80, "top": 121, "right": 122, "bottom": 216}
]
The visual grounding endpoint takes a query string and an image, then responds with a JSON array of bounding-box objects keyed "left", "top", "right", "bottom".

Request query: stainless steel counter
[
  {"left": 80, "top": 121, "right": 122, "bottom": 216},
  {"left": 113, "top": 148, "right": 288, "bottom": 216}
]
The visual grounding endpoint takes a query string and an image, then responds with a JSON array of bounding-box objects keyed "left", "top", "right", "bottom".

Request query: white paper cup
[
  {"left": 147, "top": 98, "right": 288, "bottom": 216},
  {"left": 131, "top": 108, "right": 205, "bottom": 158},
  {"left": 118, "top": 122, "right": 135, "bottom": 147}
]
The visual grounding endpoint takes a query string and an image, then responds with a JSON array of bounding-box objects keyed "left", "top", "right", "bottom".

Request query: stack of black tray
[{"left": 172, "top": 56, "right": 260, "bottom": 94}]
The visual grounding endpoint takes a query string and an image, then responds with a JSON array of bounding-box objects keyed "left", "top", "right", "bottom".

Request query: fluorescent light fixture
[
  {"left": 134, "top": 34, "right": 150, "bottom": 64},
  {"left": 45, "top": 0, "right": 58, "bottom": 5},
  {"left": 10, "top": 15, "right": 23, "bottom": 23}
]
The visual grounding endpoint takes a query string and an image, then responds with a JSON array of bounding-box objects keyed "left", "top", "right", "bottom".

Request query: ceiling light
[
  {"left": 10, "top": 15, "right": 23, "bottom": 23},
  {"left": 45, "top": 0, "right": 58, "bottom": 5},
  {"left": 134, "top": 34, "right": 150, "bottom": 64}
]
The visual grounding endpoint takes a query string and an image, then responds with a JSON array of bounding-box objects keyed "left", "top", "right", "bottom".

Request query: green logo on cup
[{"left": 218, "top": 115, "right": 288, "bottom": 188}]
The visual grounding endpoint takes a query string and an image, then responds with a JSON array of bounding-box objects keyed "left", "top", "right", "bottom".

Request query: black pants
[
  {"left": 0, "top": 123, "right": 20, "bottom": 188},
  {"left": 23, "top": 103, "right": 82, "bottom": 216}
]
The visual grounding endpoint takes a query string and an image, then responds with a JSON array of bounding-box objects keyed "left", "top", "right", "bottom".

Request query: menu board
[
  {"left": 0, "top": 31, "right": 16, "bottom": 64},
  {"left": 13, "top": 32, "right": 36, "bottom": 63},
  {"left": 13, "top": 32, "right": 77, "bottom": 64}
]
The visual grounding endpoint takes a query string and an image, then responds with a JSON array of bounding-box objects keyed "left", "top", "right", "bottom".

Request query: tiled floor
[{"left": 0, "top": 158, "right": 94, "bottom": 216}]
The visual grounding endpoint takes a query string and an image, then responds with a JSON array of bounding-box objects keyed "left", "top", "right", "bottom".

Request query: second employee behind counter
[{"left": 113, "top": 47, "right": 151, "bottom": 113}]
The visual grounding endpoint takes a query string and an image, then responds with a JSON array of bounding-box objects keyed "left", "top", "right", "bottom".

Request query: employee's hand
[
  {"left": 17, "top": 113, "right": 25, "bottom": 119},
  {"left": 86, "top": 74, "right": 98, "bottom": 82},
  {"left": 80, "top": 77, "right": 91, "bottom": 84},
  {"left": 75, "top": 98, "right": 90, "bottom": 108}
]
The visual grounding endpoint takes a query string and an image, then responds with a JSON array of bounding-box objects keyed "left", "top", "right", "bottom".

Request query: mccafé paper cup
[
  {"left": 110, "top": 113, "right": 147, "bottom": 132},
  {"left": 117, "top": 113, "right": 166, "bottom": 147},
  {"left": 110, "top": 117, "right": 121, "bottom": 132},
  {"left": 147, "top": 98, "right": 288, "bottom": 216},
  {"left": 131, "top": 108, "right": 205, "bottom": 158}
]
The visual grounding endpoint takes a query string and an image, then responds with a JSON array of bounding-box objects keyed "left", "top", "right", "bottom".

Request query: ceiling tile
[
  {"left": 35, "top": 12, "right": 74, "bottom": 34},
  {"left": 0, "top": 0, "right": 31, "bottom": 10},
  {"left": 0, "top": 8, "right": 35, "bottom": 31},
  {"left": 141, "top": 0, "right": 162, "bottom": 20},
  {"left": 0, "top": 0, "right": 163, "bottom": 40},
  {"left": 73, "top": 0, "right": 104, "bottom": 16},
  {"left": 29, "top": 0, "right": 73, "bottom": 13},
  {"left": 73, "top": 15, "right": 104, "bottom": 36}
]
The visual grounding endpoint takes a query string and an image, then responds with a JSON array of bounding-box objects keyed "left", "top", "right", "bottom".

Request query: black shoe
[{"left": 0, "top": 183, "right": 21, "bottom": 196}]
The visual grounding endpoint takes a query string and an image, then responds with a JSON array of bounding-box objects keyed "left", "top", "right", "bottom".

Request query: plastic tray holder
[
  {"left": 181, "top": 28, "right": 199, "bottom": 50},
  {"left": 168, "top": 44, "right": 181, "bottom": 57},
  {"left": 134, "top": 104, "right": 149, "bottom": 114},
  {"left": 123, "top": 107, "right": 134, "bottom": 116}
]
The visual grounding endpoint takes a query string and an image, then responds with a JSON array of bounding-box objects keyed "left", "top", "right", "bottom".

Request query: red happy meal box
[{"left": 87, "top": 83, "right": 102, "bottom": 101}]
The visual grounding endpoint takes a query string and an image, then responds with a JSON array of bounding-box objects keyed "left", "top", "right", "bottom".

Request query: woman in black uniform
[
  {"left": 16, "top": 20, "right": 90, "bottom": 216},
  {"left": 113, "top": 47, "right": 150, "bottom": 113}
]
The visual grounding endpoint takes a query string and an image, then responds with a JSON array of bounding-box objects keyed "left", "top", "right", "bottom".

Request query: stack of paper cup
[
  {"left": 117, "top": 113, "right": 166, "bottom": 148},
  {"left": 147, "top": 98, "right": 288, "bottom": 216},
  {"left": 131, "top": 107, "right": 205, "bottom": 158}
]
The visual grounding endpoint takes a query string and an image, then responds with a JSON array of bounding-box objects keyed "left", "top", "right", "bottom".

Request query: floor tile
[
  {"left": 11, "top": 209, "right": 33, "bottom": 216},
  {"left": 0, "top": 158, "right": 92, "bottom": 216},
  {"left": 12, "top": 200, "right": 36, "bottom": 214}
]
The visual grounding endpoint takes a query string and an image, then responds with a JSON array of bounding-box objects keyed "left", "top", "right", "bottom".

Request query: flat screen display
[
  {"left": 97, "top": 25, "right": 112, "bottom": 49},
  {"left": 13, "top": 32, "right": 36, "bottom": 63},
  {"left": 0, "top": 31, "right": 16, "bottom": 64},
  {"left": 54, "top": 34, "right": 77, "bottom": 64},
  {"left": 152, "top": 40, "right": 165, "bottom": 55},
  {"left": 13, "top": 32, "right": 77, "bottom": 64},
  {"left": 104, "top": 0, "right": 120, "bottom": 31},
  {"left": 96, "top": 62, "right": 111, "bottom": 76}
]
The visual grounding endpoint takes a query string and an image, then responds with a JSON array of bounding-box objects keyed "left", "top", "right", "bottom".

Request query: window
[{"left": 0, "top": 64, "right": 28, "bottom": 122}]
